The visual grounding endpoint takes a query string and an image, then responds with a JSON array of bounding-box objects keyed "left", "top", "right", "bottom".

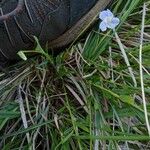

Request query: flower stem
[
  {"left": 114, "top": 29, "right": 137, "bottom": 87},
  {"left": 139, "top": 3, "right": 150, "bottom": 136}
]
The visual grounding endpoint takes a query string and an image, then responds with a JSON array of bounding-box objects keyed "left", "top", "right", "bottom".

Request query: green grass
[{"left": 0, "top": 0, "right": 150, "bottom": 149}]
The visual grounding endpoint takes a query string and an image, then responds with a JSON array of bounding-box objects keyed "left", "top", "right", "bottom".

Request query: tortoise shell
[{"left": 0, "top": 0, "right": 110, "bottom": 62}]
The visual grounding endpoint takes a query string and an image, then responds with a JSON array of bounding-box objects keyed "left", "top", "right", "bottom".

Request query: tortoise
[{"left": 0, "top": 0, "right": 111, "bottom": 63}]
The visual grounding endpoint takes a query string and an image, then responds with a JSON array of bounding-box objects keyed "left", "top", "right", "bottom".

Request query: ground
[{"left": 0, "top": 0, "right": 150, "bottom": 149}]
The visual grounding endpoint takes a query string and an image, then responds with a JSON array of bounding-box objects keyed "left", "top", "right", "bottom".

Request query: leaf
[
  {"left": 17, "top": 51, "right": 27, "bottom": 61},
  {"left": 34, "top": 36, "right": 44, "bottom": 54},
  {"left": 119, "top": 95, "right": 135, "bottom": 105}
]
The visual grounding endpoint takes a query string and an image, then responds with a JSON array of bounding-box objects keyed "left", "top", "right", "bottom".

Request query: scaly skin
[{"left": 0, "top": 0, "right": 110, "bottom": 62}]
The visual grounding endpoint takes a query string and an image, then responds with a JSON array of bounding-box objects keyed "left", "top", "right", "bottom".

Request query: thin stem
[
  {"left": 114, "top": 30, "right": 137, "bottom": 87},
  {"left": 139, "top": 3, "right": 150, "bottom": 136}
]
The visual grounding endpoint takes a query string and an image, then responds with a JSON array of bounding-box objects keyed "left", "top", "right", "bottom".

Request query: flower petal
[
  {"left": 99, "top": 21, "right": 107, "bottom": 31},
  {"left": 106, "top": 9, "right": 114, "bottom": 17},
  {"left": 99, "top": 9, "right": 114, "bottom": 20},
  {"left": 107, "top": 17, "right": 120, "bottom": 29},
  {"left": 111, "top": 17, "right": 120, "bottom": 26}
]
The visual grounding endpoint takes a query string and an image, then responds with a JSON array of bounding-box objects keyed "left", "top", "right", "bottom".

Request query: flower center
[{"left": 105, "top": 16, "right": 113, "bottom": 24}]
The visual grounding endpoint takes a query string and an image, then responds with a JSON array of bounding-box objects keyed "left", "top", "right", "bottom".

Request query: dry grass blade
[
  {"left": 18, "top": 85, "right": 31, "bottom": 147},
  {"left": 139, "top": 3, "right": 150, "bottom": 136},
  {"left": 65, "top": 84, "right": 89, "bottom": 113}
]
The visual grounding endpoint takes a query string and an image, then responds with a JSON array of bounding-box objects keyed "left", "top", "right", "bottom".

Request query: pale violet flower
[{"left": 99, "top": 9, "right": 120, "bottom": 31}]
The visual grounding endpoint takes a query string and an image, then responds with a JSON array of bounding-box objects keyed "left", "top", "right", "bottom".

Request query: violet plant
[{"left": 99, "top": 9, "right": 137, "bottom": 87}]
